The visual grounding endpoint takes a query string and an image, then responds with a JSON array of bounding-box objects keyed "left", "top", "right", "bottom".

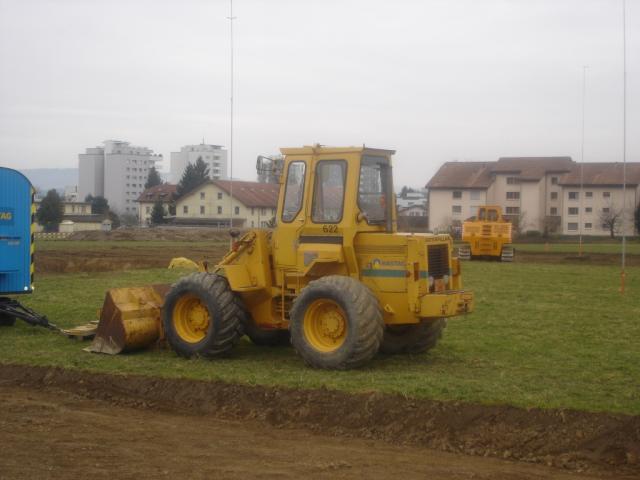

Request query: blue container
[{"left": 0, "top": 167, "right": 34, "bottom": 295}]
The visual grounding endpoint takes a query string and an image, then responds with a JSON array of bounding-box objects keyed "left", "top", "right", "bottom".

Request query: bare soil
[
  {"left": 35, "top": 242, "right": 640, "bottom": 274},
  {"left": 35, "top": 245, "right": 230, "bottom": 273},
  {"left": 67, "top": 227, "right": 232, "bottom": 242},
  {"left": 0, "top": 365, "right": 638, "bottom": 479}
]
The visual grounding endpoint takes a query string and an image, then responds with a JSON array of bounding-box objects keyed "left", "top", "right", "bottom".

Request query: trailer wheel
[
  {"left": 380, "top": 319, "right": 446, "bottom": 354},
  {"left": 0, "top": 313, "right": 16, "bottom": 327},
  {"left": 290, "top": 276, "right": 383, "bottom": 370},
  {"left": 163, "top": 273, "right": 244, "bottom": 358}
]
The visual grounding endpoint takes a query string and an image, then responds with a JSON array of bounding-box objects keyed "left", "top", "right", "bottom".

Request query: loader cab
[
  {"left": 273, "top": 145, "right": 396, "bottom": 269},
  {"left": 477, "top": 206, "right": 502, "bottom": 222}
]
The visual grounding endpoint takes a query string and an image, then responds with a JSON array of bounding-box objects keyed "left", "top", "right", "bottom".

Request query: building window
[
  {"left": 567, "top": 222, "right": 578, "bottom": 231},
  {"left": 452, "top": 205, "right": 462, "bottom": 214},
  {"left": 452, "top": 191, "right": 462, "bottom": 199},
  {"left": 251, "top": 221, "right": 254, "bottom": 227},
  {"left": 217, "top": 192, "right": 223, "bottom": 200},
  {"left": 251, "top": 208, "right": 255, "bottom": 215},
  {"left": 217, "top": 206, "right": 222, "bottom": 214},
  {"left": 506, "top": 191, "right": 520, "bottom": 200},
  {"left": 505, "top": 206, "right": 520, "bottom": 214},
  {"left": 603, "top": 192, "right": 611, "bottom": 198},
  {"left": 271, "top": 208, "right": 276, "bottom": 215},
  {"left": 586, "top": 191, "right": 593, "bottom": 198},
  {"left": 550, "top": 192, "right": 558, "bottom": 200},
  {"left": 146, "top": 206, "right": 150, "bottom": 214},
  {"left": 568, "top": 192, "right": 579, "bottom": 200},
  {"left": 586, "top": 207, "right": 592, "bottom": 213},
  {"left": 585, "top": 223, "right": 592, "bottom": 229},
  {"left": 200, "top": 205, "right": 205, "bottom": 215},
  {"left": 568, "top": 207, "right": 579, "bottom": 215},
  {"left": 506, "top": 177, "right": 519, "bottom": 185},
  {"left": 183, "top": 205, "right": 188, "bottom": 214},
  {"left": 550, "top": 207, "right": 558, "bottom": 215},
  {"left": 470, "top": 190, "right": 481, "bottom": 200},
  {"left": 602, "top": 207, "right": 610, "bottom": 213},
  {"left": 200, "top": 192, "right": 205, "bottom": 200},
  {"left": 234, "top": 206, "right": 240, "bottom": 215},
  {"left": 551, "top": 177, "right": 558, "bottom": 185},
  {"left": 261, "top": 208, "right": 267, "bottom": 215}
]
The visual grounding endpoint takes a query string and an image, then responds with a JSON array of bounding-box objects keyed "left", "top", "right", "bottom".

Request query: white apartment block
[
  {"left": 78, "top": 140, "right": 162, "bottom": 215},
  {"left": 170, "top": 143, "right": 228, "bottom": 184},
  {"left": 427, "top": 157, "right": 640, "bottom": 236}
]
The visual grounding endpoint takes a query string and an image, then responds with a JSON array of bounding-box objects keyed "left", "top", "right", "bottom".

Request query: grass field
[
  {"left": 1, "top": 263, "right": 639, "bottom": 415},
  {"left": 515, "top": 242, "right": 640, "bottom": 255}
]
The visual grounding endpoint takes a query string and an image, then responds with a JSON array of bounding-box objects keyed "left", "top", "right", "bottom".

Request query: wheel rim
[
  {"left": 303, "top": 299, "right": 347, "bottom": 352},
  {"left": 173, "top": 294, "right": 211, "bottom": 343}
]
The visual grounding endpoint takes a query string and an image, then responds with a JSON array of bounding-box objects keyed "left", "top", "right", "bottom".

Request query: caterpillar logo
[{"left": 0, "top": 209, "right": 14, "bottom": 223}]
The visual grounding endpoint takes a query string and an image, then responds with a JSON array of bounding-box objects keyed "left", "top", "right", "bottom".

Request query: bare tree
[
  {"left": 540, "top": 215, "right": 561, "bottom": 238},
  {"left": 599, "top": 204, "right": 622, "bottom": 239}
]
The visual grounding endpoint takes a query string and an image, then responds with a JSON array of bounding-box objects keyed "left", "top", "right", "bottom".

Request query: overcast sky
[{"left": 0, "top": 0, "right": 638, "bottom": 188}]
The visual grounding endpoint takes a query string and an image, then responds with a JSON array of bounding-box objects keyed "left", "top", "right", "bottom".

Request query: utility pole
[
  {"left": 579, "top": 66, "right": 588, "bottom": 257},
  {"left": 227, "top": 0, "right": 236, "bottom": 229},
  {"left": 621, "top": 0, "right": 627, "bottom": 293}
]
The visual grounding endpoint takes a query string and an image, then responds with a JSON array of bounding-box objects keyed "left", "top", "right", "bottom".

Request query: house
[
  {"left": 137, "top": 184, "right": 178, "bottom": 224},
  {"left": 427, "top": 157, "right": 640, "bottom": 236},
  {"left": 174, "top": 180, "right": 279, "bottom": 228},
  {"left": 33, "top": 199, "right": 105, "bottom": 232}
]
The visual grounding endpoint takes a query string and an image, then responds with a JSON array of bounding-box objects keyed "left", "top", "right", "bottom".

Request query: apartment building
[
  {"left": 78, "top": 140, "right": 162, "bottom": 214},
  {"left": 175, "top": 180, "right": 278, "bottom": 228},
  {"left": 170, "top": 143, "right": 228, "bottom": 184},
  {"left": 427, "top": 157, "right": 640, "bottom": 236}
]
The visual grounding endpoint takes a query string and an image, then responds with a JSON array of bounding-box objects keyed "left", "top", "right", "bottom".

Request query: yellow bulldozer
[
  {"left": 457, "top": 206, "right": 514, "bottom": 262},
  {"left": 88, "top": 145, "right": 474, "bottom": 369}
]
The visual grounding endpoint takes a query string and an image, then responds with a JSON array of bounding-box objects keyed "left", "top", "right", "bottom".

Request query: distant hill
[{"left": 19, "top": 168, "right": 78, "bottom": 193}]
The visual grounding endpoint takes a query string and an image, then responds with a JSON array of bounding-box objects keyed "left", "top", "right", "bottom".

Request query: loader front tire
[
  {"left": 290, "top": 276, "right": 383, "bottom": 370},
  {"left": 379, "top": 319, "right": 446, "bottom": 355},
  {"left": 163, "top": 272, "right": 244, "bottom": 358}
]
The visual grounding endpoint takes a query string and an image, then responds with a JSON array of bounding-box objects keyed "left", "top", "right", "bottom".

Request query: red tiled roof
[
  {"left": 426, "top": 162, "right": 493, "bottom": 189},
  {"left": 137, "top": 184, "right": 177, "bottom": 203},
  {"left": 213, "top": 180, "right": 279, "bottom": 207},
  {"left": 494, "top": 157, "right": 573, "bottom": 180},
  {"left": 560, "top": 162, "right": 640, "bottom": 186}
]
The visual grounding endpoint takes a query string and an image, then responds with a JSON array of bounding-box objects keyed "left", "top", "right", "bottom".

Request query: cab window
[
  {"left": 358, "top": 156, "right": 390, "bottom": 224},
  {"left": 281, "top": 161, "right": 306, "bottom": 223},
  {"left": 312, "top": 160, "right": 346, "bottom": 223}
]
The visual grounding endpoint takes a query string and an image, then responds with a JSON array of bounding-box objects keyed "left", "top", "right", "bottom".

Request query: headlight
[
  {"left": 428, "top": 276, "right": 435, "bottom": 286},
  {"left": 443, "top": 274, "right": 450, "bottom": 284}
]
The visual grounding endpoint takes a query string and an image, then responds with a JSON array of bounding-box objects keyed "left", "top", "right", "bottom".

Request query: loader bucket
[{"left": 85, "top": 285, "right": 170, "bottom": 355}]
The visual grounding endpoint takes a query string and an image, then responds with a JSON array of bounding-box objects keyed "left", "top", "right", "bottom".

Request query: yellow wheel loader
[
  {"left": 160, "top": 145, "right": 473, "bottom": 369},
  {"left": 457, "top": 206, "right": 514, "bottom": 262},
  {"left": 88, "top": 145, "right": 474, "bottom": 369}
]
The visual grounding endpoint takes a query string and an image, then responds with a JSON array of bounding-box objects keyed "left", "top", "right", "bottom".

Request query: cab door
[{"left": 272, "top": 159, "right": 308, "bottom": 268}]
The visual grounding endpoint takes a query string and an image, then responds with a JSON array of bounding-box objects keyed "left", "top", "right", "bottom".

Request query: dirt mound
[
  {"left": 68, "top": 227, "right": 232, "bottom": 242},
  {"left": 2, "top": 364, "right": 638, "bottom": 476},
  {"left": 36, "top": 245, "right": 229, "bottom": 273}
]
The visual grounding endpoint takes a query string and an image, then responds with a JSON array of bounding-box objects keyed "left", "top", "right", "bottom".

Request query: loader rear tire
[
  {"left": 163, "top": 272, "right": 244, "bottom": 358},
  {"left": 290, "top": 275, "right": 383, "bottom": 370},
  {"left": 380, "top": 319, "right": 446, "bottom": 355}
]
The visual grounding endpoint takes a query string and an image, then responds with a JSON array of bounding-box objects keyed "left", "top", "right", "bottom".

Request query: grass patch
[
  {"left": 515, "top": 243, "right": 640, "bottom": 255},
  {"left": 1, "top": 263, "right": 639, "bottom": 414}
]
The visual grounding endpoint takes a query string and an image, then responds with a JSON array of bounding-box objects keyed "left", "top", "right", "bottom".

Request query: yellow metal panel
[{"left": 420, "top": 291, "right": 474, "bottom": 318}]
